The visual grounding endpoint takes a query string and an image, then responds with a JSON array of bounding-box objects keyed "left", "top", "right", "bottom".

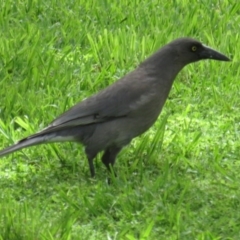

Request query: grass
[{"left": 0, "top": 0, "right": 240, "bottom": 239}]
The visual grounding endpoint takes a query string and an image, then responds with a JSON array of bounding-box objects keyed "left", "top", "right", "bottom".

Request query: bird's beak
[{"left": 200, "top": 45, "right": 231, "bottom": 61}]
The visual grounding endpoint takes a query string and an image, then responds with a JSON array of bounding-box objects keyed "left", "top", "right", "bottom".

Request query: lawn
[{"left": 0, "top": 0, "right": 240, "bottom": 239}]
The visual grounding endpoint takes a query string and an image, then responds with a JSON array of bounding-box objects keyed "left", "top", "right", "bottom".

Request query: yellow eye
[{"left": 192, "top": 46, "right": 197, "bottom": 52}]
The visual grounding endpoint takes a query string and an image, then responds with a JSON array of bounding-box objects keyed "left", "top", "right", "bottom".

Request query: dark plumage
[{"left": 0, "top": 38, "right": 230, "bottom": 177}]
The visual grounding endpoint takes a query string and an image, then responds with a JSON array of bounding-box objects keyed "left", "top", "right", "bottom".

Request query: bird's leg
[
  {"left": 85, "top": 149, "right": 97, "bottom": 178},
  {"left": 101, "top": 146, "right": 122, "bottom": 176},
  {"left": 87, "top": 156, "right": 95, "bottom": 178}
]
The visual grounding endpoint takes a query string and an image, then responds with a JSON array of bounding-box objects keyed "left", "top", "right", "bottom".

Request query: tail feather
[
  {"left": 0, "top": 134, "right": 55, "bottom": 157},
  {"left": 0, "top": 125, "right": 89, "bottom": 158}
]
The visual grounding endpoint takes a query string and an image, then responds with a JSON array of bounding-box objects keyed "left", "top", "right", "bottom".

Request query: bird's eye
[{"left": 191, "top": 46, "right": 197, "bottom": 52}]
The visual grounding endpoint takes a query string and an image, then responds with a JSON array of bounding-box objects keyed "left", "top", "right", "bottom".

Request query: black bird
[{"left": 0, "top": 38, "right": 230, "bottom": 177}]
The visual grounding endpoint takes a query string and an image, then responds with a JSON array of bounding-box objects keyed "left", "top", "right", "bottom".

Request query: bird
[{"left": 0, "top": 38, "right": 230, "bottom": 178}]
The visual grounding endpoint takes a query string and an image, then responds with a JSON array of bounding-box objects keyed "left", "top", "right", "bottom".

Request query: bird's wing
[{"left": 42, "top": 67, "right": 154, "bottom": 133}]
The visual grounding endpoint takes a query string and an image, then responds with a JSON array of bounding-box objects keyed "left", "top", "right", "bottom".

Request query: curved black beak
[{"left": 200, "top": 45, "right": 231, "bottom": 61}]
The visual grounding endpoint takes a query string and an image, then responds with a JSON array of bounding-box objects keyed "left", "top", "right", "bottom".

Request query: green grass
[{"left": 0, "top": 0, "right": 240, "bottom": 239}]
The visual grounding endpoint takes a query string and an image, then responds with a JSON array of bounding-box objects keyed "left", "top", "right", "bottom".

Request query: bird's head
[{"left": 171, "top": 38, "right": 230, "bottom": 64}]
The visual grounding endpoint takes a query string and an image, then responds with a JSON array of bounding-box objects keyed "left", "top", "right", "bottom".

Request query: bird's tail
[
  {"left": 0, "top": 133, "right": 58, "bottom": 157},
  {"left": 0, "top": 125, "right": 91, "bottom": 158}
]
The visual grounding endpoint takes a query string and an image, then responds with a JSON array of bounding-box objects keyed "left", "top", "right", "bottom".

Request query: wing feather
[{"left": 45, "top": 67, "right": 151, "bottom": 131}]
